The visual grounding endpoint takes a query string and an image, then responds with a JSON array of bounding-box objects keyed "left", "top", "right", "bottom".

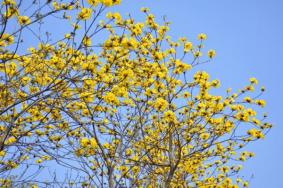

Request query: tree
[{"left": 0, "top": 0, "right": 271, "bottom": 187}]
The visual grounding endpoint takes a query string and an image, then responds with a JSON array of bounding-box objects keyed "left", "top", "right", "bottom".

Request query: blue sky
[{"left": 113, "top": 0, "right": 283, "bottom": 187}]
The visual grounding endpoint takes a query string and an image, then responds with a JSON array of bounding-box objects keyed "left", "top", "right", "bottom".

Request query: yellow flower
[
  {"left": 140, "top": 7, "right": 149, "bottom": 13},
  {"left": 255, "top": 99, "right": 266, "bottom": 107},
  {"left": 0, "top": 33, "right": 14, "bottom": 46},
  {"left": 154, "top": 98, "right": 168, "bottom": 111},
  {"left": 78, "top": 8, "right": 92, "bottom": 20},
  {"left": 87, "top": 0, "right": 99, "bottom": 6},
  {"left": 153, "top": 51, "right": 163, "bottom": 60},
  {"left": 119, "top": 165, "right": 129, "bottom": 174},
  {"left": 197, "top": 33, "right": 207, "bottom": 40},
  {"left": 132, "top": 166, "right": 140, "bottom": 174},
  {"left": 72, "top": 23, "right": 81, "bottom": 30},
  {"left": 249, "top": 77, "right": 258, "bottom": 85},
  {"left": 164, "top": 110, "right": 176, "bottom": 122},
  {"left": 200, "top": 133, "right": 210, "bottom": 140},
  {"left": 30, "top": 184, "right": 38, "bottom": 188},
  {"left": 243, "top": 182, "right": 249, "bottom": 187},
  {"left": 103, "top": 92, "right": 120, "bottom": 105},
  {"left": 112, "top": 86, "right": 128, "bottom": 98},
  {"left": 101, "top": 0, "right": 113, "bottom": 6},
  {"left": 125, "top": 148, "right": 132, "bottom": 156},
  {"left": 194, "top": 51, "right": 202, "bottom": 58},
  {"left": 83, "top": 36, "right": 92, "bottom": 47},
  {"left": 90, "top": 138, "right": 98, "bottom": 148},
  {"left": 75, "top": 149, "right": 84, "bottom": 157},
  {"left": 174, "top": 59, "right": 192, "bottom": 74},
  {"left": 119, "top": 69, "right": 134, "bottom": 79},
  {"left": 0, "top": 150, "right": 6, "bottom": 157},
  {"left": 184, "top": 42, "right": 193, "bottom": 52},
  {"left": 244, "top": 97, "right": 252, "bottom": 103},
  {"left": 80, "top": 137, "right": 89, "bottom": 148},
  {"left": 5, "top": 136, "right": 16, "bottom": 145},
  {"left": 3, "top": 0, "right": 16, "bottom": 6},
  {"left": 207, "top": 49, "right": 216, "bottom": 58},
  {"left": 183, "top": 91, "right": 191, "bottom": 98},
  {"left": 7, "top": 160, "right": 17, "bottom": 168},
  {"left": 113, "top": 0, "right": 121, "bottom": 5},
  {"left": 35, "top": 159, "right": 43, "bottom": 164},
  {"left": 18, "top": 16, "right": 31, "bottom": 25},
  {"left": 64, "top": 33, "right": 71, "bottom": 39},
  {"left": 80, "top": 92, "right": 94, "bottom": 103},
  {"left": 224, "top": 178, "right": 232, "bottom": 184},
  {"left": 247, "top": 128, "right": 264, "bottom": 139}
]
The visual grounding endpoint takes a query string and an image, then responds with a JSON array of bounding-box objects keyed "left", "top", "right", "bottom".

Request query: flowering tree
[{"left": 0, "top": 0, "right": 271, "bottom": 187}]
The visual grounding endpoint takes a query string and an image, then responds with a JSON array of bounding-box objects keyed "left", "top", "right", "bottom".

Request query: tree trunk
[{"left": 108, "top": 166, "right": 114, "bottom": 188}]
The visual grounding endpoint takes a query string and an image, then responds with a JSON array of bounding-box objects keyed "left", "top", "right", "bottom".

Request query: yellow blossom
[
  {"left": 208, "top": 49, "right": 216, "bottom": 58},
  {"left": 184, "top": 42, "right": 193, "bottom": 52},
  {"left": 5, "top": 136, "right": 16, "bottom": 145},
  {"left": 255, "top": 99, "right": 266, "bottom": 107},
  {"left": 83, "top": 36, "right": 92, "bottom": 47},
  {"left": 103, "top": 92, "right": 120, "bottom": 105},
  {"left": 164, "top": 110, "right": 176, "bottom": 122},
  {"left": 78, "top": 8, "right": 92, "bottom": 20},
  {"left": 249, "top": 77, "right": 258, "bottom": 85},
  {"left": 101, "top": 0, "right": 113, "bottom": 6},
  {"left": 87, "top": 0, "right": 99, "bottom": 6},
  {"left": 200, "top": 133, "right": 210, "bottom": 140},
  {"left": 154, "top": 98, "right": 168, "bottom": 111},
  {"left": 197, "top": 33, "right": 207, "bottom": 40},
  {"left": 80, "top": 137, "right": 89, "bottom": 148},
  {"left": 18, "top": 16, "right": 31, "bottom": 25}
]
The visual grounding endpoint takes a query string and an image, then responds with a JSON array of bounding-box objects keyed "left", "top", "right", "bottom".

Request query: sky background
[{"left": 113, "top": 0, "right": 283, "bottom": 187}]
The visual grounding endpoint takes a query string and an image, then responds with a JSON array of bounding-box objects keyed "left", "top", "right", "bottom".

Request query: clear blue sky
[{"left": 113, "top": 0, "right": 282, "bottom": 187}]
